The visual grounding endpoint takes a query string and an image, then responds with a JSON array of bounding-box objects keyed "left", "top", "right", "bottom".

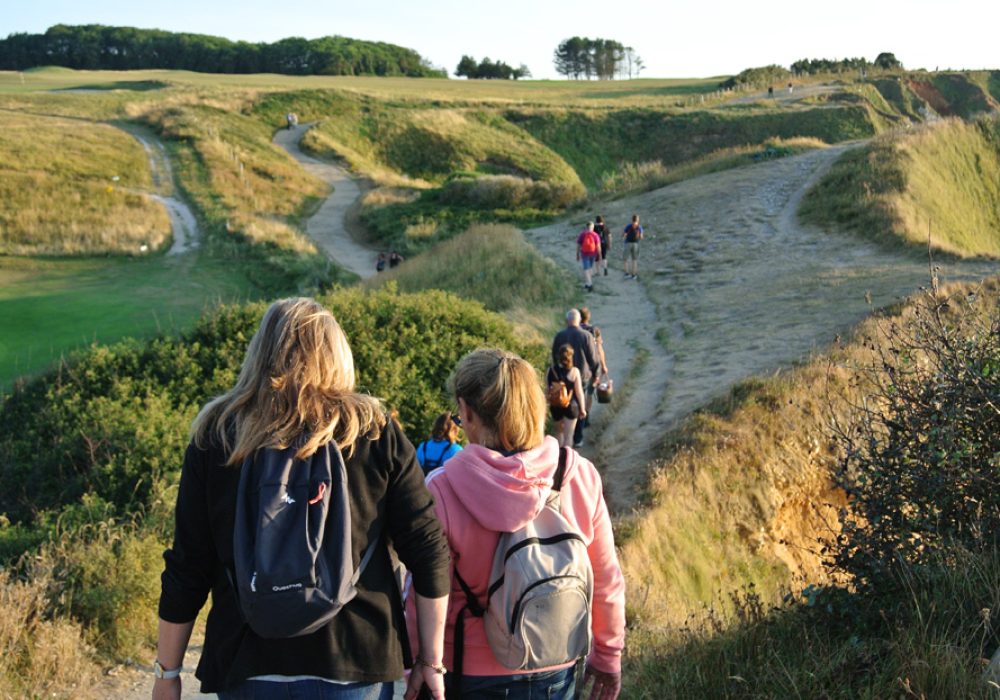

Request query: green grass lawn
[{"left": 0, "top": 252, "right": 259, "bottom": 389}]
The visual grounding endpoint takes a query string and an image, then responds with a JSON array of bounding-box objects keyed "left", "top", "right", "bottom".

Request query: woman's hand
[
  {"left": 403, "top": 663, "right": 446, "bottom": 700},
  {"left": 582, "top": 663, "right": 621, "bottom": 700}
]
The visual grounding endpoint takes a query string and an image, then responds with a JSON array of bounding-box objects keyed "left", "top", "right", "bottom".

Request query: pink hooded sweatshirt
[{"left": 406, "top": 435, "right": 625, "bottom": 676}]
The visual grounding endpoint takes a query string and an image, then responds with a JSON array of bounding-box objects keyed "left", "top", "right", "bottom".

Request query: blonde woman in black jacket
[{"left": 154, "top": 298, "right": 450, "bottom": 700}]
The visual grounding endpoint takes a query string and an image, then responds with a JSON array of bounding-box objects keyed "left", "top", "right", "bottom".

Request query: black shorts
[
  {"left": 600, "top": 242, "right": 610, "bottom": 260},
  {"left": 551, "top": 401, "right": 580, "bottom": 421}
]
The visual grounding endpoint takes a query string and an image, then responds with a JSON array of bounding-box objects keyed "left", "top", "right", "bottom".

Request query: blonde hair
[
  {"left": 450, "top": 348, "right": 545, "bottom": 453},
  {"left": 192, "top": 297, "right": 385, "bottom": 465}
]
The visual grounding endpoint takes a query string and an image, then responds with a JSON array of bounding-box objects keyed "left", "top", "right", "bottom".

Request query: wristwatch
[{"left": 153, "top": 659, "right": 182, "bottom": 680}]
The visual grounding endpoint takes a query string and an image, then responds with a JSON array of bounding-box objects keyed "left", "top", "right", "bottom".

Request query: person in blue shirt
[{"left": 416, "top": 412, "right": 463, "bottom": 475}]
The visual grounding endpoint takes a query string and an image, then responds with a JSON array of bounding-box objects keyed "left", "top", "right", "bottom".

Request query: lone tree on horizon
[
  {"left": 874, "top": 52, "right": 903, "bottom": 70},
  {"left": 553, "top": 37, "right": 641, "bottom": 79}
]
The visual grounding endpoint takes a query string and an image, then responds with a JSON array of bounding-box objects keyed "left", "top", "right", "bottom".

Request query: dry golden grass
[
  {"left": 360, "top": 187, "right": 422, "bottom": 208},
  {"left": 0, "top": 569, "right": 97, "bottom": 699},
  {"left": 0, "top": 112, "right": 171, "bottom": 255}
]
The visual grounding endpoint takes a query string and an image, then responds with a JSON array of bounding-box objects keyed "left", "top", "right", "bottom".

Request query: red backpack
[{"left": 580, "top": 231, "right": 599, "bottom": 256}]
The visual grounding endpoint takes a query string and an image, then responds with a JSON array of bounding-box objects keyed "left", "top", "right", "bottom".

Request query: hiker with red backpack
[
  {"left": 405, "top": 348, "right": 625, "bottom": 700},
  {"left": 154, "top": 298, "right": 451, "bottom": 700},
  {"left": 576, "top": 222, "right": 603, "bottom": 292}
]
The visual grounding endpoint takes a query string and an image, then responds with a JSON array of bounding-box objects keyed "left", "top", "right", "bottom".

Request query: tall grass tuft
[
  {"left": 0, "top": 568, "right": 97, "bottom": 699},
  {"left": 363, "top": 224, "right": 575, "bottom": 344}
]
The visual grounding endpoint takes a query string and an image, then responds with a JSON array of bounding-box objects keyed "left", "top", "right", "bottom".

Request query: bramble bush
[{"left": 832, "top": 281, "right": 1000, "bottom": 590}]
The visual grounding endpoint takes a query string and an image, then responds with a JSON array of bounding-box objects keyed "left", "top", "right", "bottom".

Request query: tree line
[
  {"left": 723, "top": 53, "right": 905, "bottom": 88},
  {"left": 455, "top": 55, "right": 530, "bottom": 80},
  {"left": 0, "top": 24, "right": 445, "bottom": 77},
  {"left": 791, "top": 52, "right": 903, "bottom": 75},
  {"left": 553, "top": 37, "right": 643, "bottom": 80}
]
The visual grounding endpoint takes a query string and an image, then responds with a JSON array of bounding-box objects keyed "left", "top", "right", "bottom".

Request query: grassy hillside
[
  {"left": 0, "top": 112, "right": 170, "bottom": 255},
  {"left": 508, "top": 104, "right": 878, "bottom": 187},
  {"left": 801, "top": 115, "right": 1000, "bottom": 256}
]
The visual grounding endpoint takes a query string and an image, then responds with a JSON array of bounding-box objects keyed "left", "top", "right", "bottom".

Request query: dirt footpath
[
  {"left": 273, "top": 124, "right": 377, "bottom": 278},
  {"left": 527, "top": 145, "right": 996, "bottom": 513},
  {"left": 115, "top": 123, "right": 199, "bottom": 256}
]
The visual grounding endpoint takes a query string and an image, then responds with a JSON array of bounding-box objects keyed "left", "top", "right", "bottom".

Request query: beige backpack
[{"left": 452, "top": 447, "right": 593, "bottom": 691}]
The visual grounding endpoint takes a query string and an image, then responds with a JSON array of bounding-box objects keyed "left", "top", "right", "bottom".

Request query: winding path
[
  {"left": 114, "top": 123, "right": 200, "bottom": 256},
  {"left": 273, "top": 124, "right": 377, "bottom": 278},
  {"left": 527, "top": 145, "right": 997, "bottom": 512}
]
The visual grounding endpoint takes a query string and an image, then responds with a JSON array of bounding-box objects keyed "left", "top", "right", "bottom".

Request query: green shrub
[
  {"left": 720, "top": 64, "right": 790, "bottom": 89},
  {"left": 439, "top": 174, "right": 582, "bottom": 210},
  {"left": 833, "top": 285, "right": 1000, "bottom": 589},
  {"left": 0, "top": 288, "right": 542, "bottom": 527}
]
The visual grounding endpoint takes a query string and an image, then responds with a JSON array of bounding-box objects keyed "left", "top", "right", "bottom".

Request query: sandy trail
[
  {"left": 527, "top": 145, "right": 996, "bottom": 512},
  {"left": 114, "top": 123, "right": 199, "bottom": 256},
  {"left": 273, "top": 124, "right": 377, "bottom": 278}
]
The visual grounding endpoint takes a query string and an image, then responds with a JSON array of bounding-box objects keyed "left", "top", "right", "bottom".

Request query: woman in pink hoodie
[{"left": 405, "top": 348, "right": 625, "bottom": 700}]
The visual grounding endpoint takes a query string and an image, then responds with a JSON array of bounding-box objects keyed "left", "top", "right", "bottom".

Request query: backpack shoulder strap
[{"left": 552, "top": 446, "right": 569, "bottom": 492}]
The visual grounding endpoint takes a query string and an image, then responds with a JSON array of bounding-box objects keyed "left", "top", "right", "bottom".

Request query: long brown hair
[
  {"left": 192, "top": 297, "right": 385, "bottom": 464},
  {"left": 450, "top": 348, "right": 546, "bottom": 453}
]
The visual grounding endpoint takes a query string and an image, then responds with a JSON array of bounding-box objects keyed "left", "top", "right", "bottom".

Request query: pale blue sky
[{"left": 2, "top": 0, "right": 997, "bottom": 79}]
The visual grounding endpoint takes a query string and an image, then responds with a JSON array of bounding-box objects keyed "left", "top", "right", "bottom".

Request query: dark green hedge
[{"left": 0, "top": 287, "right": 542, "bottom": 532}]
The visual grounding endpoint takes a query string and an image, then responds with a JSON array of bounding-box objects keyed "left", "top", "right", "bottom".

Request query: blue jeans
[
  {"left": 445, "top": 666, "right": 575, "bottom": 699},
  {"left": 218, "top": 679, "right": 393, "bottom": 700}
]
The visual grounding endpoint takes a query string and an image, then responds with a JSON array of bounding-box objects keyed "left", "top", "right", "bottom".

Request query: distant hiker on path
[
  {"left": 576, "top": 307, "right": 608, "bottom": 448},
  {"left": 577, "top": 221, "right": 603, "bottom": 292},
  {"left": 594, "top": 215, "right": 612, "bottom": 277},
  {"left": 154, "top": 297, "right": 450, "bottom": 700},
  {"left": 376, "top": 252, "right": 387, "bottom": 272},
  {"left": 552, "top": 309, "right": 600, "bottom": 448},
  {"left": 416, "top": 412, "right": 463, "bottom": 475},
  {"left": 286, "top": 112, "right": 298, "bottom": 130},
  {"left": 405, "top": 348, "right": 625, "bottom": 699},
  {"left": 389, "top": 250, "right": 404, "bottom": 268},
  {"left": 622, "top": 214, "right": 644, "bottom": 280},
  {"left": 547, "top": 344, "right": 587, "bottom": 447}
]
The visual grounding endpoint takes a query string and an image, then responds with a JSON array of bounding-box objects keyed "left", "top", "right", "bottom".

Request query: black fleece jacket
[{"left": 158, "top": 419, "right": 451, "bottom": 693}]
